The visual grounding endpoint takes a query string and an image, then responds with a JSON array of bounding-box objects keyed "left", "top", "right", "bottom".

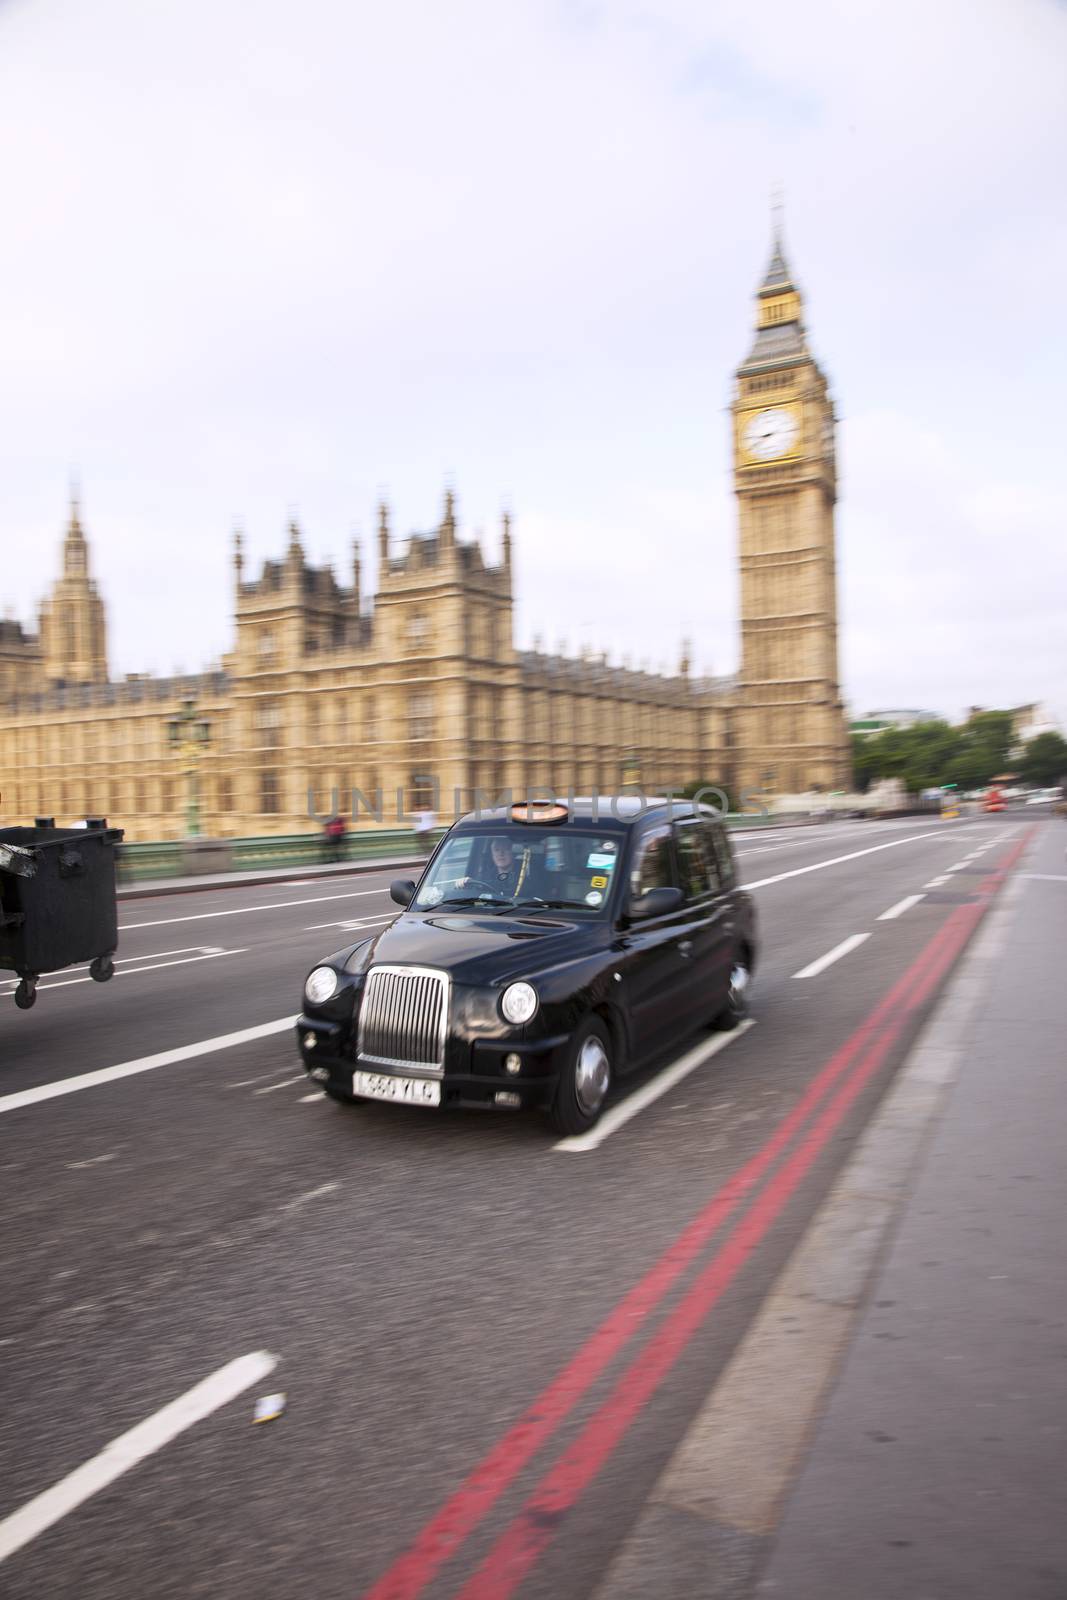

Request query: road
[{"left": 0, "top": 813, "right": 1034, "bottom": 1599}]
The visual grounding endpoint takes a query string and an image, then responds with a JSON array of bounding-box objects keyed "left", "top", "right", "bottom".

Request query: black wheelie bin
[{"left": 0, "top": 817, "right": 124, "bottom": 1009}]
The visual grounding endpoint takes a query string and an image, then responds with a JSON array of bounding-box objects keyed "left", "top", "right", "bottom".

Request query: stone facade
[
  {"left": 731, "top": 234, "right": 852, "bottom": 795},
  {"left": 0, "top": 237, "right": 850, "bottom": 839}
]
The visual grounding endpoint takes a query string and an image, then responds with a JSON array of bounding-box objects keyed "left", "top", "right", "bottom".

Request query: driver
[
  {"left": 457, "top": 836, "right": 524, "bottom": 897},
  {"left": 485, "top": 836, "right": 522, "bottom": 895}
]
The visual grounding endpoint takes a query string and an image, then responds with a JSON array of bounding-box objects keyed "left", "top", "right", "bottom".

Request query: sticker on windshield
[
  {"left": 590, "top": 875, "right": 607, "bottom": 888},
  {"left": 422, "top": 885, "right": 444, "bottom": 905},
  {"left": 585, "top": 889, "right": 603, "bottom": 906},
  {"left": 587, "top": 852, "right": 616, "bottom": 869}
]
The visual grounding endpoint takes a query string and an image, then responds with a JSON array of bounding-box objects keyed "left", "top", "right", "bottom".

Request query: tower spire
[
  {"left": 352, "top": 533, "right": 362, "bottom": 613},
  {"left": 68, "top": 471, "right": 82, "bottom": 534},
  {"left": 441, "top": 484, "right": 456, "bottom": 551}
]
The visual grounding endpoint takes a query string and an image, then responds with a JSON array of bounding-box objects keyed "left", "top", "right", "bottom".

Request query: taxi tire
[
  {"left": 324, "top": 1083, "right": 365, "bottom": 1106},
  {"left": 549, "top": 1016, "right": 612, "bottom": 1138},
  {"left": 714, "top": 948, "right": 751, "bottom": 1031}
]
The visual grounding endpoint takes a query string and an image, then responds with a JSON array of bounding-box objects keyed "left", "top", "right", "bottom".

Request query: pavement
[
  {"left": 0, "top": 811, "right": 1055, "bottom": 1599},
  {"left": 758, "top": 817, "right": 1067, "bottom": 1599},
  {"left": 597, "top": 814, "right": 1067, "bottom": 1600}
]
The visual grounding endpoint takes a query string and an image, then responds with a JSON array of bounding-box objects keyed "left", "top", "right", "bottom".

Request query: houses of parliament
[{"left": 0, "top": 237, "right": 852, "bottom": 841}]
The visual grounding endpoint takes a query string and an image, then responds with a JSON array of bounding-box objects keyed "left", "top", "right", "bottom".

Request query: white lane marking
[
  {"left": 946, "top": 861, "right": 969, "bottom": 871},
  {"left": 743, "top": 826, "right": 975, "bottom": 892},
  {"left": 225, "top": 1066, "right": 299, "bottom": 1090},
  {"left": 730, "top": 820, "right": 957, "bottom": 859},
  {"left": 7, "top": 947, "right": 222, "bottom": 979},
  {"left": 303, "top": 914, "right": 395, "bottom": 932},
  {"left": 554, "top": 1020, "right": 756, "bottom": 1153},
  {"left": 792, "top": 933, "right": 871, "bottom": 979},
  {"left": 279, "top": 1181, "right": 339, "bottom": 1212},
  {"left": 0, "top": 1349, "right": 277, "bottom": 1565},
  {"left": 0, "top": 1017, "right": 296, "bottom": 1117},
  {"left": 119, "top": 886, "right": 390, "bottom": 931},
  {"left": 0, "top": 949, "right": 248, "bottom": 993},
  {"left": 1022, "top": 873, "right": 1067, "bottom": 882},
  {"left": 878, "top": 893, "right": 926, "bottom": 921},
  {"left": 299, "top": 1091, "right": 325, "bottom": 1103},
  {"left": 924, "top": 876, "right": 950, "bottom": 887},
  {"left": 253, "top": 1074, "right": 308, "bottom": 1096},
  {"left": 65, "top": 1152, "right": 117, "bottom": 1171}
]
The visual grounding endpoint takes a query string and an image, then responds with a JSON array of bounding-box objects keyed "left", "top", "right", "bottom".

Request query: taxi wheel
[
  {"left": 550, "top": 1017, "right": 612, "bottom": 1137},
  {"left": 715, "top": 950, "right": 751, "bottom": 1031}
]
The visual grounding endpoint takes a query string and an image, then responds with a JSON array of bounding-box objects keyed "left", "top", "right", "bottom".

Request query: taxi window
[
  {"left": 414, "top": 826, "right": 621, "bottom": 913},
  {"left": 630, "top": 825, "right": 675, "bottom": 897},
  {"left": 431, "top": 835, "right": 474, "bottom": 878},
  {"left": 705, "top": 821, "right": 734, "bottom": 886},
  {"left": 674, "top": 819, "right": 721, "bottom": 899}
]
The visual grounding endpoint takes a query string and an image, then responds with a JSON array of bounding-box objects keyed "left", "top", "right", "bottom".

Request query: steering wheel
[{"left": 458, "top": 877, "right": 508, "bottom": 896}]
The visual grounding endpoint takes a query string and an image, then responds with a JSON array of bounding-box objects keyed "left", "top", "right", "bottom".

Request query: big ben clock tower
[{"left": 732, "top": 227, "right": 851, "bottom": 798}]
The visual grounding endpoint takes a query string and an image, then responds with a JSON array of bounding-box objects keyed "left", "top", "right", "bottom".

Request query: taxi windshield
[{"left": 413, "top": 826, "right": 622, "bottom": 914}]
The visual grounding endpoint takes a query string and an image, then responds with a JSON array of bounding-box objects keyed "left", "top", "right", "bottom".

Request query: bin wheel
[
  {"left": 90, "top": 956, "right": 115, "bottom": 983},
  {"left": 14, "top": 979, "right": 37, "bottom": 1010}
]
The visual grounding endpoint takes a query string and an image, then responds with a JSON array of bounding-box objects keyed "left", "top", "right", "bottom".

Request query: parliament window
[
  {"left": 409, "top": 693, "right": 433, "bottom": 741},
  {"left": 407, "top": 614, "right": 430, "bottom": 652},
  {"left": 260, "top": 771, "right": 281, "bottom": 813},
  {"left": 254, "top": 701, "right": 284, "bottom": 748}
]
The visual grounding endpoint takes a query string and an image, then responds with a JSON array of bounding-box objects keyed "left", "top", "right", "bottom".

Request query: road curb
[{"left": 593, "top": 835, "right": 1032, "bottom": 1600}]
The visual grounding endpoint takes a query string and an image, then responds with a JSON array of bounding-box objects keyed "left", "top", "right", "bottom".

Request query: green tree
[
  {"left": 955, "top": 710, "right": 1014, "bottom": 785},
  {"left": 852, "top": 720, "right": 962, "bottom": 792},
  {"left": 1019, "top": 731, "right": 1067, "bottom": 786}
]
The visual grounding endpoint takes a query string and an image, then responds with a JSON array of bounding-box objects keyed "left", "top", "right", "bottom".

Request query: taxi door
[
  {"left": 671, "top": 815, "right": 734, "bottom": 1032},
  {"left": 619, "top": 822, "right": 695, "bottom": 1058}
]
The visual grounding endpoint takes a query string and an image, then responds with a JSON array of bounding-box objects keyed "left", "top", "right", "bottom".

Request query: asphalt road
[{"left": 0, "top": 813, "right": 1038, "bottom": 1600}]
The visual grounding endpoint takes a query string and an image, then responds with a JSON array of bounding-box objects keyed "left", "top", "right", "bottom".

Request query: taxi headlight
[
  {"left": 305, "top": 966, "right": 339, "bottom": 1004},
  {"left": 501, "top": 981, "right": 538, "bottom": 1025}
]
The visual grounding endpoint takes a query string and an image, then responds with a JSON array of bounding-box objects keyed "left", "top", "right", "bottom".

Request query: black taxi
[{"left": 296, "top": 798, "right": 757, "bottom": 1135}]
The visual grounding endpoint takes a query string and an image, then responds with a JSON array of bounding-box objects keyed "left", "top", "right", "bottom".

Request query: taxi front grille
[{"left": 356, "top": 966, "right": 449, "bottom": 1076}]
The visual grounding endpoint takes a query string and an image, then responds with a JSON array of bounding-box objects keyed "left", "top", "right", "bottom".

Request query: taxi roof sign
[{"left": 510, "top": 801, "right": 569, "bottom": 825}]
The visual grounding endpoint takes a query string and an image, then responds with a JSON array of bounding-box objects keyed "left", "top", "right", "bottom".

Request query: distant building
[
  {"left": 851, "top": 709, "right": 942, "bottom": 737},
  {"left": 0, "top": 227, "right": 854, "bottom": 837},
  {"left": 0, "top": 497, "right": 737, "bottom": 838},
  {"left": 1007, "top": 703, "right": 1060, "bottom": 742}
]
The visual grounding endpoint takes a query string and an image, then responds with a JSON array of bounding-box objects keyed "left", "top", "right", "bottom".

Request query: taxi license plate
[{"left": 353, "top": 1070, "right": 441, "bottom": 1108}]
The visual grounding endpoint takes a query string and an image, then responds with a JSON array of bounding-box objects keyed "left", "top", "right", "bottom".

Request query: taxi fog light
[
  {"left": 504, "top": 1052, "right": 522, "bottom": 1075},
  {"left": 501, "top": 981, "right": 538, "bottom": 1025},
  {"left": 494, "top": 1091, "right": 522, "bottom": 1108},
  {"left": 310, "top": 1066, "right": 330, "bottom": 1083},
  {"left": 305, "top": 966, "right": 338, "bottom": 1004},
  {"left": 304, "top": 1032, "right": 317, "bottom": 1049}
]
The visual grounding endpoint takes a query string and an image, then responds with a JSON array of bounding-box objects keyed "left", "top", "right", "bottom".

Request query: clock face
[{"left": 742, "top": 407, "right": 799, "bottom": 461}]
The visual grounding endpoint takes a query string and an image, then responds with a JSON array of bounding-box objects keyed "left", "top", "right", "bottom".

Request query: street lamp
[{"left": 167, "top": 697, "right": 211, "bottom": 837}]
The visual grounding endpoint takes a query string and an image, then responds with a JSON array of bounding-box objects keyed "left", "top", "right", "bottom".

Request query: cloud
[{"left": 0, "top": 0, "right": 1063, "bottom": 726}]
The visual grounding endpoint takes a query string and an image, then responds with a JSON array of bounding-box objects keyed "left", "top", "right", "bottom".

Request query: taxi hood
[{"left": 359, "top": 909, "right": 600, "bottom": 985}]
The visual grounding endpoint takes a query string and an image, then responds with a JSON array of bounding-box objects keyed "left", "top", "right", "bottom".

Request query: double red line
[{"left": 365, "top": 834, "right": 1029, "bottom": 1600}]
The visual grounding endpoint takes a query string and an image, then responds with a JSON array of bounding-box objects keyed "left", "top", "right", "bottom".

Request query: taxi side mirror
[
  {"left": 627, "top": 885, "right": 684, "bottom": 921},
  {"left": 390, "top": 878, "right": 416, "bottom": 907}
]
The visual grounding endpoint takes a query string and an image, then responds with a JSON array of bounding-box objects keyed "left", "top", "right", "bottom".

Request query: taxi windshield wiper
[{"left": 494, "top": 897, "right": 593, "bottom": 914}]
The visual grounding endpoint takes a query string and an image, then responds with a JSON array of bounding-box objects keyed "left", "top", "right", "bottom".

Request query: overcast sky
[{"left": 1, "top": 0, "right": 1064, "bottom": 725}]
